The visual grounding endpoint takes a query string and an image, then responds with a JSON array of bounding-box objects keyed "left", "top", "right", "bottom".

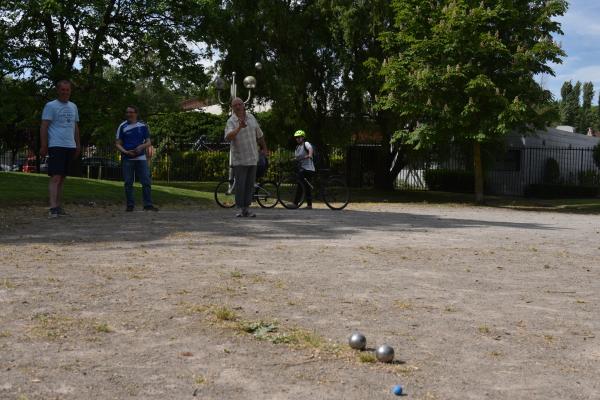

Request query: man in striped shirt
[{"left": 224, "top": 97, "right": 268, "bottom": 217}]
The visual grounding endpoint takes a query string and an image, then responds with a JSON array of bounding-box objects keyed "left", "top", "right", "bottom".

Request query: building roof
[{"left": 507, "top": 127, "right": 600, "bottom": 148}]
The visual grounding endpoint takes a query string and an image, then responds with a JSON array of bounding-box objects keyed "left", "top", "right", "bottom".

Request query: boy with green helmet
[{"left": 293, "top": 129, "right": 315, "bottom": 209}]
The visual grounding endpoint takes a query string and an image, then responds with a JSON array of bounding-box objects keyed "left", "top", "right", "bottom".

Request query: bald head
[{"left": 231, "top": 97, "right": 245, "bottom": 117}]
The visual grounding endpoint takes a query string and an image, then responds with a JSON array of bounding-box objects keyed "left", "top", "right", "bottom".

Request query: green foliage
[
  {"left": 524, "top": 184, "right": 599, "bottom": 199},
  {"left": 379, "top": 0, "right": 566, "bottom": 147},
  {"left": 0, "top": 78, "right": 43, "bottom": 153},
  {"left": 379, "top": 0, "right": 567, "bottom": 199},
  {"left": 148, "top": 112, "right": 227, "bottom": 153},
  {"left": 2, "top": 0, "right": 214, "bottom": 86},
  {"left": 543, "top": 158, "right": 560, "bottom": 184},
  {"left": 578, "top": 169, "right": 600, "bottom": 186},
  {"left": 152, "top": 151, "right": 229, "bottom": 181},
  {"left": 563, "top": 81, "right": 581, "bottom": 128},
  {"left": 423, "top": 169, "right": 475, "bottom": 193}
]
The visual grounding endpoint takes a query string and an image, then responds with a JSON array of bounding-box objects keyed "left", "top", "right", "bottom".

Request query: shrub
[
  {"left": 151, "top": 151, "right": 229, "bottom": 181},
  {"left": 424, "top": 169, "right": 475, "bottom": 193},
  {"left": 524, "top": 184, "right": 599, "bottom": 198},
  {"left": 542, "top": 158, "right": 560, "bottom": 184},
  {"left": 578, "top": 169, "right": 600, "bottom": 186}
]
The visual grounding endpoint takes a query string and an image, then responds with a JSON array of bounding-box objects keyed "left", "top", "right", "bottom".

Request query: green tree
[
  {"left": 148, "top": 111, "right": 227, "bottom": 152},
  {"left": 0, "top": 78, "right": 44, "bottom": 162},
  {"left": 565, "top": 81, "right": 581, "bottom": 128},
  {"left": 597, "top": 92, "right": 600, "bottom": 130},
  {"left": 326, "top": 0, "right": 407, "bottom": 189},
  {"left": 560, "top": 80, "right": 575, "bottom": 124},
  {"left": 379, "top": 0, "right": 566, "bottom": 202},
  {"left": 2, "top": 0, "right": 215, "bottom": 84},
  {"left": 213, "top": 0, "right": 404, "bottom": 188},
  {"left": 1, "top": 0, "right": 217, "bottom": 143},
  {"left": 211, "top": 0, "right": 349, "bottom": 148},
  {"left": 578, "top": 81, "right": 595, "bottom": 133}
]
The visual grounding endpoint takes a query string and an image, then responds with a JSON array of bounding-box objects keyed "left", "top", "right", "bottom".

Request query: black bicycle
[
  {"left": 214, "top": 178, "right": 279, "bottom": 208},
  {"left": 277, "top": 163, "right": 350, "bottom": 210}
]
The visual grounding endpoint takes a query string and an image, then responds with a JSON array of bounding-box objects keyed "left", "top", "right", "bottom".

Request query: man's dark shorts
[{"left": 48, "top": 147, "right": 75, "bottom": 176}]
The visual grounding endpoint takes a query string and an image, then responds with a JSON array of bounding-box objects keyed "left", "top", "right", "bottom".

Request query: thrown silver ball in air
[
  {"left": 243, "top": 76, "right": 257, "bottom": 89},
  {"left": 255, "top": 62, "right": 263, "bottom": 70}
]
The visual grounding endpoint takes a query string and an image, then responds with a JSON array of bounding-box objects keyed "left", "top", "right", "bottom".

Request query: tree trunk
[
  {"left": 373, "top": 142, "right": 406, "bottom": 191},
  {"left": 373, "top": 111, "right": 404, "bottom": 191},
  {"left": 473, "top": 141, "right": 484, "bottom": 203}
]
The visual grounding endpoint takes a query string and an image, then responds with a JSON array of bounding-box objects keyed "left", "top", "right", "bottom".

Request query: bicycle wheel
[
  {"left": 256, "top": 181, "right": 278, "bottom": 208},
  {"left": 278, "top": 175, "right": 305, "bottom": 209},
  {"left": 214, "top": 179, "right": 236, "bottom": 208},
  {"left": 323, "top": 177, "right": 349, "bottom": 210}
]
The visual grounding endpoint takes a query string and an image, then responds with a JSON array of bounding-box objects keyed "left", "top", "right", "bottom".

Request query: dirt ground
[{"left": 1, "top": 202, "right": 599, "bottom": 400}]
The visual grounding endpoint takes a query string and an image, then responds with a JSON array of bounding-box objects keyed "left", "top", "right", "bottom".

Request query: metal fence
[
  {"left": 2, "top": 145, "right": 599, "bottom": 197},
  {"left": 396, "top": 147, "right": 600, "bottom": 195}
]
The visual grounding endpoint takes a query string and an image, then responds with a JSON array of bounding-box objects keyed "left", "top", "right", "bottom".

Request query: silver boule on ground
[
  {"left": 376, "top": 344, "right": 394, "bottom": 363},
  {"left": 348, "top": 332, "right": 367, "bottom": 350}
]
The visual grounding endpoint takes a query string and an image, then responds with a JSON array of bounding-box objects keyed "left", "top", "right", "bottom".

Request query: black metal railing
[{"left": 3, "top": 145, "right": 599, "bottom": 197}]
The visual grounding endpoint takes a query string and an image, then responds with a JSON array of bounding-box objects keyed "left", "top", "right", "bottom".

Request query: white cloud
[
  {"left": 557, "top": 65, "right": 600, "bottom": 83},
  {"left": 557, "top": 7, "right": 600, "bottom": 37}
]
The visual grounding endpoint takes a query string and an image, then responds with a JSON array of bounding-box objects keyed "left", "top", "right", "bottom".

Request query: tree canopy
[
  {"left": 377, "top": 0, "right": 567, "bottom": 200},
  {"left": 1, "top": 0, "right": 570, "bottom": 193}
]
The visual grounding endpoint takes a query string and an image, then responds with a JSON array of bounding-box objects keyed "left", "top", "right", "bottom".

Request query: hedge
[
  {"left": 524, "top": 184, "right": 599, "bottom": 198},
  {"left": 424, "top": 169, "right": 475, "bottom": 193}
]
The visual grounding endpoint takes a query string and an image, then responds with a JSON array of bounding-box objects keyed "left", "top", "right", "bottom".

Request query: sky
[{"left": 544, "top": 0, "right": 600, "bottom": 101}]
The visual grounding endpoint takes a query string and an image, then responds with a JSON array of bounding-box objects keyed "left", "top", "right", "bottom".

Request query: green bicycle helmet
[{"left": 293, "top": 129, "right": 306, "bottom": 138}]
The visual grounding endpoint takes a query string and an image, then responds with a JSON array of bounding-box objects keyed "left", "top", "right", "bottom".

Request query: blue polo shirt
[
  {"left": 116, "top": 121, "right": 150, "bottom": 160},
  {"left": 41, "top": 100, "right": 79, "bottom": 148}
]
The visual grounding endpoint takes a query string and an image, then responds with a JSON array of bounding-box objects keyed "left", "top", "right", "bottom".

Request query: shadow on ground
[{"left": 0, "top": 205, "right": 561, "bottom": 245}]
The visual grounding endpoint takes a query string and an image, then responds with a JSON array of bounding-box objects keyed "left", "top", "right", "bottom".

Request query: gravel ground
[{"left": 1, "top": 203, "right": 599, "bottom": 400}]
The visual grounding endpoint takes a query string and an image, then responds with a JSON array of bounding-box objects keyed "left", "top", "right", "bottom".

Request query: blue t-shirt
[
  {"left": 41, "top": 100, "right": 79, "bottom": 148},
  {"left": 116, "top": 121, "right": 150, "bottom": 160}
]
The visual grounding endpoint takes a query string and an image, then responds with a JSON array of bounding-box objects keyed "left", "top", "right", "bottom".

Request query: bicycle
[
  {"left": 277, "top": 162, "right": 350, "bottom": 210},
  {"left": 214, "top": 175, "right": 279, "bottom": 209}
]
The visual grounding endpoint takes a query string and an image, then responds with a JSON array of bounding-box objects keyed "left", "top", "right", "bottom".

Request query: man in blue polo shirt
[
  {"left": 115, "top": 106, "right": 158, "bottom": 212},
  {"left": 40, "top": 80, "right": 81, "bottom": 218}
]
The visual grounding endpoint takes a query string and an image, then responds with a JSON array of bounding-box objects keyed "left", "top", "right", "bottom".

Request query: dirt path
[{"left": 1, "top": 203, "right": 599, "bottom": 399}]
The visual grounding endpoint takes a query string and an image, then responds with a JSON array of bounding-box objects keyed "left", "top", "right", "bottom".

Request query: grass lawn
[
  {"left": 2, "top": 172, "right": 599, "bottom": 213},
  {"left": 0, "top": 172, "right": 215, "bottom": 207}
]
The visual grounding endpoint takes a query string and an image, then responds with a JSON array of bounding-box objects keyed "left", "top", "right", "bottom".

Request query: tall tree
[
  {"left": 0, "top": 78, "right": 44, "bottom": 163},
  {"left": 211, "top": 0, "right": 346, "bottom": 147},
  {"left": 578, "top": 81, "right": 595, "bottom": 133},
  {"left": 378, "top": 0, "right": 566, "bottom": 202},
  {"left": 1, "top": 0, "right": 217, "bottom": 143},
  {"left": 326, "top": 0, "right": 405, "bottom": 190},
  {"left": 597, "top": 92, "right": 600, "bottom": 130},
  {"left": 2, "top": 0, "right": 215, "bottom": 84},
  {"left": 559, "top": 80, "right": 573, "bottom": 124},
  {"left": 565, "top": 81, "right": 581, "bottom": 128},
  {"left": 582, "top": 82, "right": 594, "bottom": 109}
]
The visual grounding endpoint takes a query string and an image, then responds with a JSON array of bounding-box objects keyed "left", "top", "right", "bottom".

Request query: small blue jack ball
[
  {"left": 348, "top": 332, "right": 367, "bottom": 350},
  {"left": 392, "top": 385, "right": 403, "bottom": 396}
]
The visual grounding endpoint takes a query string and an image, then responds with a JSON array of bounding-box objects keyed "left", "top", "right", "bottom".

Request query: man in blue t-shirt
[
  {"left": 115, "top": 106, "right": 158, "bottom": 212},
  {"left": 40, "top": 80, "right": 81, "bottom": 218}
]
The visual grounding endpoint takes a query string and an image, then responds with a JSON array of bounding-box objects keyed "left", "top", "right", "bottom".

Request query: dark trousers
[
  {"left": 295, "top": 169, "right": 315, "bottom": 206},
  {"left": 232, "top": 165, "right": 257, "bottom": 209}
]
